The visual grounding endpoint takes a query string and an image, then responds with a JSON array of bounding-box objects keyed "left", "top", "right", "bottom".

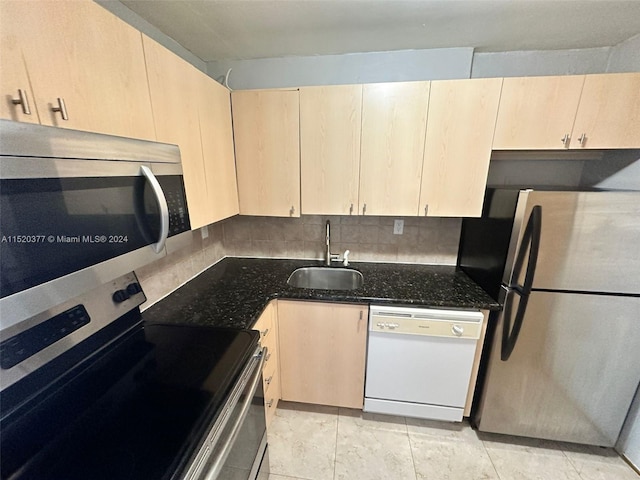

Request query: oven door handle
[
  {"left": 140, "top": 165, "right": 169, "bottom": 253},
  {"left": 202, "top": 346, "right": 266, "bottom": 480}
]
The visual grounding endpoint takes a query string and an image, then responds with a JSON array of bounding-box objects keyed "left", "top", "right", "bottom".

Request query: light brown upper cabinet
[
  {"left": 420, "top": 78, "right": 503, "bottom": 217},
  {"left": 232, "top": 90, "right": 301, "bottom": 217},
  {"left": 493, "top": 75, "right": 585, "bottom": 150},
  {"left": 571, "top": 73, "right": 640, "bottom": 149},
  {"left": 0, "top": 10, "right": 39, "bottom": 125},
  {"left": 143, "top": 35, "right": 210, "bottom": 229},
  {"left": 300, "top": 85, "right": 363, "bottom": 215},
  {"left": 0, "top": 0, "right": 155, "bottom": 140},
  {"left": 196, "top": 70, "right": 240, "bottom": 223},
  {"left": 359, "top": 82, "right": 430, "bottom": 216}
]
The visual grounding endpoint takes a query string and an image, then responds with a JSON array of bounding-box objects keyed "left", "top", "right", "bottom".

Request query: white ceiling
[{"left": 119, "top": 0, "right": 640, "bottom": 62}]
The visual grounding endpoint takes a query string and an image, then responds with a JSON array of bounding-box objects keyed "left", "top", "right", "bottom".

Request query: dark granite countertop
[{"left": 142, "top": 257, "right": 500, "bottom": 330}]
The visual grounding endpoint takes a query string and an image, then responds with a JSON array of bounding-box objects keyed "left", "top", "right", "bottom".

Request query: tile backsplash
[
  {"left": 135, "top": 222, "right": 225, "bottom": 309},
  {"left": 136, "top": 214, "right": 462, "bottom": 308},
  {"left": 222, "top": 215, "right": 461, "bottom": 265}
]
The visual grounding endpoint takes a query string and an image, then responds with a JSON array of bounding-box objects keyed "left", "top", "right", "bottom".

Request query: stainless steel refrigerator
[{"left": 458, "top": 188, "right": 640, "bottom": 447}]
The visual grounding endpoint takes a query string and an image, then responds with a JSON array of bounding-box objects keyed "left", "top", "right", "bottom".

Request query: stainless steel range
[{"left": 0, "top": 273, "right": 269, "bottom": 480}]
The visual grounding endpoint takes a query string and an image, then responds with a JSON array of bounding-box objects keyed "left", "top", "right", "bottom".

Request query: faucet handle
[{"left": 343, "top": 250, "right": 350, "bottom": 267}]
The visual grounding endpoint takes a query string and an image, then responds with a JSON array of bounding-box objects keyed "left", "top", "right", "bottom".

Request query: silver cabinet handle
[
  {"left": 578, "top": 133, "right": 587, "bottom": 146},
  {"left": 362, "top": 203, "right": 367, "bottom": 215},
  {"left": 424, "top": 204, "right": 429, "bottom": 216},
  {"left": 265, "top": 375, "right": 273, "bottom": 385},
  {"left": 51, "top": 97, "right": 69, "bottom": 120},
  {"left": 140, "top": 165, "right": 169, "bottom": 253},
  {"left": 349, "top": 203, "right": 354, "bottom": 215},
  {"left": 11, "top": 89, "right": 31, "bottom": 115},
  {"left": 290, "top": 206, "right": 295, "bottom": 216},
  {"left": 266, "top": 399, "right": 274, "bottom": 408},
  {"left": 265, "top": 351, "right": 272, "bottom": 362},
  {"left": 561, "top": 133, "right": 570, "bottom": 147},
  {"left": 260, "top": 328, "right": 269, "bottom": 337}
]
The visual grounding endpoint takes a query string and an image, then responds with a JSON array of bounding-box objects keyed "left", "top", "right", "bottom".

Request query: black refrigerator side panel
[{"left": 457, "top": 189, "right": 520, "bottom": 301}]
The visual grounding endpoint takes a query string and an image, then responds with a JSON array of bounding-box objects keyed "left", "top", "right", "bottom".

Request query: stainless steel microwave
[{"left": 0, "top": 120, "right": 191, "bottom": 335}]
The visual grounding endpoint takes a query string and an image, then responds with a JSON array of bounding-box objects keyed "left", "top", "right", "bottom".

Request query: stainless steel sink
[{"left": 287, "top": 267, "right": 364, "bottom": 290}]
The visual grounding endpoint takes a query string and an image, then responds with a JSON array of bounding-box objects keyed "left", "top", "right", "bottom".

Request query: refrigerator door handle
[
  {"left": 501, "top": 206, "right": 542, "bottom": 361},
  {"left": 512, "top": 205, "right": 542, "bottom": 295},
  {"left": 501, "top": 289, "right": 528, "bottom": 361}
]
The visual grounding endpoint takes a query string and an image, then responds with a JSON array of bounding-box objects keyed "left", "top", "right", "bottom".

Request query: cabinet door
[
  {"left": 143, "top": 35, "right": 209, "bottom": 229},
  {"left": 359, "top": 81, "right": 430, "bottom": 216},
  {"left": 3, "top": 0, "right": 155, "bottom": 139},
  {"left": 196, "top": 71, "right": 240, "bottom": 223},
  {"left": 571, "top": 73, "right": 640, "bottom": 149},
  {"left": 300, "top": 85, "right": 362, "bottom": 215},
  {"left": 232, "top": 90, "right": 300, "bottom": 217},
  {"left": 278, "top": 301, "right": 367, "bottom": 409},
  {"left": 0, "top": 2, "right": 39, "bottom": 124},
  {"left": 493, "top": 75, "right": 585, "bottom": 150},
  {"left": 420, "top": 78, "right": 502, "bottom": 217}
]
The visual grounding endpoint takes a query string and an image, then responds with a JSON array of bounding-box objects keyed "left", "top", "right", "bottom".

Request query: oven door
[{"left": 184, "top": 346, "right": 269, "bottom": 480}]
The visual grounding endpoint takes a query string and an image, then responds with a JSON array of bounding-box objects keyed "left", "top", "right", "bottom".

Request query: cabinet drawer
[
  {"left": 263, "top": 363, "right": 279, "bottom": 398},
  {"left": 261, "top": 329, "right": 278, "bottom": 361},
  {"left": 264, "top": 372, "right": 280, "bottom": 428},
  {"left": 254, "top": 314, "right": 274, "bottom": 345}
]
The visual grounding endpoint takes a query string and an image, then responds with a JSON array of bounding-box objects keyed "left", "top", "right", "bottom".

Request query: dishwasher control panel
[{"left": 369, "top": 305, "right": 483, "bottom": 339}]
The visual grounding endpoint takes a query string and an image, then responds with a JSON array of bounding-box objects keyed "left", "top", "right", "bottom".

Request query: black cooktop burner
[{"left": 0, "top": 322, "right": 259, "bottom": 480}]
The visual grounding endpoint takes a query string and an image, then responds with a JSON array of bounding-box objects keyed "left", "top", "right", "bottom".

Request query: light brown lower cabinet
[
  {"left": 278, "top": 301, "right": 368, "bottom": 409},
  {"left": 253, "top": 301, "right": 280, "bottom": 428}
]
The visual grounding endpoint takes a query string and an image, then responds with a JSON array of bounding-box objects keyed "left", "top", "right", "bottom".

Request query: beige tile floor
[{"left": 267, "top": 402, "right": 639, "bottom": 480}]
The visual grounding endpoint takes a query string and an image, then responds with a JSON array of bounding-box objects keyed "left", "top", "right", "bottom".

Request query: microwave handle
[{"left": 140, "top": 165, "right": 169, "bottom": 253}]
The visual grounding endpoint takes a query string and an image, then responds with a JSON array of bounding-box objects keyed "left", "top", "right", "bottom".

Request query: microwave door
[{"left": 0, "top": 162, "right": 169, "bottom": 331}]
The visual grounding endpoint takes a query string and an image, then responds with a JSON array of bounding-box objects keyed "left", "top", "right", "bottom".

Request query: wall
[
  {"left": 136, "top": 214, "right": 462, "bottom": 308},
  {"left": 470, "top": 47, "right": 611, "bottom": 78},
  {"left": 607, "top": 34, "right": 640, "bottom": 72},
  {"left": 223, "top": 215, "right": 461, "bottom": 265},
  {"left": 135, "top": 223, "right": 225, "bottom": 309},
  {"left": 207, "top": 48, "right": 473, "bottom": 90},
  {"left": 208, "top": 44, "right": 639, "bottom": 90}
]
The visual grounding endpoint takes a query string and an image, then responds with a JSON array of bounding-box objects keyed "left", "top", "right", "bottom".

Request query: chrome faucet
[{"left": 325, "top": 220, "right": 340, "bottom": 266}]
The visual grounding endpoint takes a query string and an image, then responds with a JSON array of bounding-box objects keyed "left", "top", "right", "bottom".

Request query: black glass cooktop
[{"left": 0, "top": 322, "right": 259, "bottom": 480}]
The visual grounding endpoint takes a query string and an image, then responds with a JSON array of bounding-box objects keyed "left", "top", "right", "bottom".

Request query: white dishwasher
[{"left": 364, "top": 305, "right": 483, "bottom": 422}]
